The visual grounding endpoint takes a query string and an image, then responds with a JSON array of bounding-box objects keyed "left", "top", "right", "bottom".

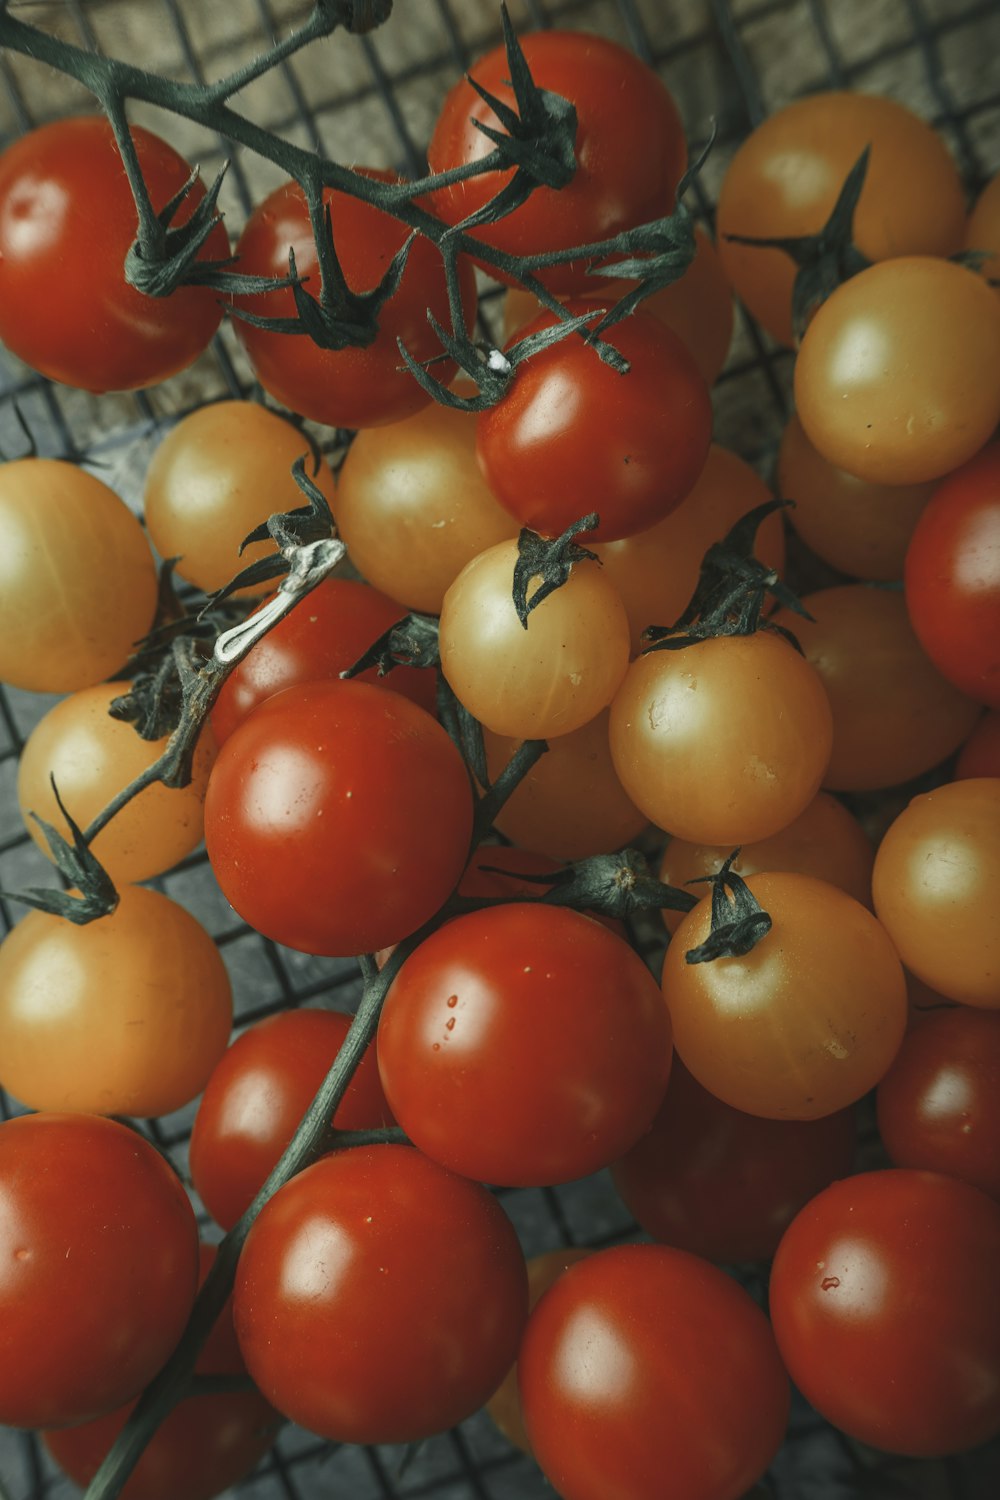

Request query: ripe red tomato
[
  {"left": 190, "top": 1006, "right": 394, "bottom": 1230},
  {"left": 476, "top": 305, "right": 712, "bottom": 542},
  {"left": 904, "top": 441, "right": 1000, "bottom": 707},
  {"left": 233, "top": 1144, "right": 527, "bottom": 1443},
  {"left": 0, "top": 1113, "right": 199, "bottom": 1430},
  {"left": 956, "top": 709, "right": 1000, "bottom": 779},
  {"left": 0, "top": 116, "right": 229, "bottom": 391},
  {"left": 518, "top": 1243, "right": 790, "bottom": 1500},
  {"left": 770, "top": 1169, "right": 1000, "bottom": 1455},
  {"left": 377, "top": 903, "right": 671, "bottom": 1186},
  {"left": 204, "top": 680, "right": 473, "bottom": 957},
  {"left": 427, "top": 31, "right": 686, "bottom": 292},
  {"left": 233, "top": 169, "right": 476, "bottom": 429}
]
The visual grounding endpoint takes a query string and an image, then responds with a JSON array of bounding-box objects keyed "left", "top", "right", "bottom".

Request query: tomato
[
  {"left": 777, "top": 413, "right": 933, "bottom": 581},
  {"left": 877, "top": 1008, "right": 1000, "bottom": 1200},
  {"left": 233, "top": 1144, "right": 527, "bottom": 1443},
  {"left": 0, "top": 1112, "right": 199, "bottom": 1430},
  {"left": 204, "top": 680, "right": 472, "bottom": 957},
  {"left": 477, "top": 304, "right": 712, "bottom": 542},
  {"left": 904, "top": 442, "right": 1000, "bottom": 707},
  {"left": 662, "top": 872, "right": 907, "bottom": 1120},
  {"left": 658, "top": 790, "right": 873, "bottom": 935},
  {"left": 210, "top": 576, "right": 436, "bottom": 746},
  {"left": 612, "top": 1060, "right": 856, "bottom": 1263},
  {"left": 519, "top": 1243, "right": 789, "bottom": 1500},
  {"left": 427, "top": 31, "right": 686, "bottom": 292},
  {"left": 332, "top": 402, "right": 518, "bottom": 614},
  {"left": 143, "top": 400, "right": 338, "bottom": 596},
  {"left": 233, "top": 169, "right": 476, "bottom": 429},
  {"left": 0, "top": 459, "right": 157, "bottom": 694},
  {"left": 0, "top": 885, "right": 231, "bottom": 1118},
  {"left": 716, "top": 91, "right": 966, "bottom": 347},
  {"left": 0, "top": 116, "right": 228, "bottom": 390},
  {"left": 609, "top": 632, "right": 833, "bottom": 845},
  {"left": 966, "top": 169, "right": 1000, "bottom": 287},
  {"left": 190, "top": 1006, "right": 393, "bottom": 1230},
  {"left": 770, "top": 1169, "right": 1000, "bottom": 1455},
  {"left": 871, "top": 778, "right": 1000, "bottom": 1008},
  {"left": 956, "top": 709, "right": 1000, "bottom": 779},
  {"left": 438, "top": 538, "right": 630, "bottom": 739},
  {"left": 593, "top": 444, "right": 786, "bottom": 653},
  {"left": 17, "top": 680, "right": 217, "bottom": 884},
  {"left": 794, "top": 257, "right": 1000, "bottom": 486},
  {"left": 377, "top": 903, "right": 671, "bottom": 1186},
  {"left": 770, "top": 585, "right": 981, "bottom": 790},
  {"left": 44, "top": 1245, "right": 280, "bottom": 1500}
]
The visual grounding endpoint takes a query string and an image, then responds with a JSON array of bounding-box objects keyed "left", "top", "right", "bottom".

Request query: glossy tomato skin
[
  {"left": 477, "top": 305, "right": 712, "bottom": 543},
  {"left": 427, "top": 32, "right": 686, "bottom": 293},
  {"left": 770, "top": 1170, "right": 1000, "bottom": 1456},
  {"left": 904, "top": 442, "right": 1000, "bottom": 707},
  {"left": 519, "top": 1243, "right": 790, "bottom": 1500},
  {"left": 0, "top": 117, "right": 228, "bottom": 391},
  {"left": 233, "top": 170, "right": 476, "bottom": 429},
  {"left": 190, "top": 1007, "right": 394, "bottom": 1230},
  {"left": 0, "top": 1113, "right": 199, "bottom": 1430},
  {"left": 234, "top": 1144, "right": 528, "bottom": 1443},
  {"left": 377, "top": 904, "right": 671, "bottom": 1186},
  {"left": 210, "top": 576, "right": 435, "bottom": 745},
  {"left": 204, "top": 680, "right": 473, "bottom": 957}
]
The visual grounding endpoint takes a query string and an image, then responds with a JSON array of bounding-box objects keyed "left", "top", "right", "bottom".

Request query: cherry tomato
[
  {"left": 612, "top": 1060, "right": 856, "bottom": 1263},
  {"left": 190, "top": 1006, "right": 393, "bottom": 1230},
  {"left": 519, "top": 1243, "right": 789, "bottom": 1500},
  {"left": 427, "top": 31, "right": 686, "bottom": 292},
  {"left": 204, "top": 680, "right": 473, "bottom": 957},
  {"left": 210, "top": 576, "right": 436, "bottom": 746},
  {"left": 877, "top": 1008, "right": 1000, "bottom": 1200},
  {"left": 233, "top": 169, "right": 476, "bottom": 429},
  {"left": 771, "top": 585, "right": 981, "bottom": 791},
  {"left": 0, "top": 885, "right": 231, "bottom": 1118},
  {"left": 0, "top": 116, "right": 228, "bottom": 390},
  {"left": 904, "top": 442, "right": 1000, "bottom": 707},
  {"left": 377, "top": 903, "right": 671, "bottom": 1186},
  {"left": 794, "top": 257, "right": 1000, "bottom": 486},
  {"left": 956, "top": 709, "right": 1000, "bottom": 779},
  {"left": 233, "top": 1144, "right": 527, "bottom": 1443},
  {"left": 0, "top": 459, "right": 157, "bottom": 694},
  {"left": 43, "top": 1244, "right": 280, "bottom": 1500},
  {"left": 966, "top": 169, "right": 1000, "bottom": 287},
  {"left": 17, "top": 680, "right": 217, "bottom": 884},
  {"left": 609, "top": 632, "right": 833, "bottom": 845},
  {"left": 871, "top": 778, "right": 1000, "bottom": 1008},
  {"left": 143, "top": 401, "right": 338, "bottom": 596},
  {"left": 438, "top": 538, "right": 630, "bottom": 739},
  {"left": 477, "top": 305, "right": 712, "bottom": 542},
  {"left": 770, "top": 1169, "right": 1000, "bottom": 1455},
  {"left": 0, "top": 1112, "right": 199, "bottom": 1430},
  {"left": 716, "top": 91, "right": 966, "bottom": 346},
  {"left": 662, "top": 872, "right": 907, "bottom": 1120}
]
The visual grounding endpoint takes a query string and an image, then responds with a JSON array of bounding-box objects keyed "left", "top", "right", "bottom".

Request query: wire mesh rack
[{"left": 2, "top": 0, "right": 1000, "bottom": 1497}]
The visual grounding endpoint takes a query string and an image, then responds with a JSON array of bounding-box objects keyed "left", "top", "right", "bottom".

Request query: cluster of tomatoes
[{"left": 1, "top": 12, "right": 1000, "bottom": 1500}]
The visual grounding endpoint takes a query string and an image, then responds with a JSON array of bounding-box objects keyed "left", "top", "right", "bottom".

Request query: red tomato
[
  {"left": 956, "top": 709, "right": 1000, "bottom": 779},
  {"left": 0, "top": 1113, "right": 199, "bottom": 1430},
  {"left": 377, "top": 903, "right": 671, "bottom": 1186},
  {"left": 233, "top": 1144, "right": 527, "bottom": 1443},
  {"left": 770, "top": 1170, "right": 1000, "bottom": 1455},
  {"left": 519, "top": 1243, "right": 790, "bottom": 1500},
  {"left": 211, "top": 576, "right": 435, "bottom": 745},
  {"left": 427, "top": 31, "right": 686, "bottom": 292},
  {"left": 0, "top": 116, "right": 228, "bottom": 391},
  {"left": 204, "top": 680, "right": 473, "bottom": 957},
  {"left": 233, "top": 169, "right": 476, "bottom": 429},
  {"left": 190, "top": 1007, "right": 394, "bottom": 1230},
  {"left": 476, "top": 304, "right": 712, "bottom": 542},
  {"left": 904, "top": 442, "right": 1000, "bottom": 707}
]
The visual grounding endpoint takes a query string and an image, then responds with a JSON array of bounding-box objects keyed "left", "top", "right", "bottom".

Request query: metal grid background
[{"left": 2, "top": 0, "right": 1000, "bottom": 1497}]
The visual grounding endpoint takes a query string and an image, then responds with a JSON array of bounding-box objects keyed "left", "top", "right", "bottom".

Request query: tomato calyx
[
  {"left": 458, "top": 846, "right": 698, "bottom": 924},
  {"left": 341, "top": 611, "right": 441, "bottom": 683},
  {"left": 14, "top": 781, "right": 119, "bottom": 925},
  {"left": 123, "top": 160, "right": 234, "bottom": 298},
  {"left": 512, "top": 515, "right": 600, "bottom": 626},
  {"left": 684, "top": 852, "right": 772, "bottom": 964}
]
